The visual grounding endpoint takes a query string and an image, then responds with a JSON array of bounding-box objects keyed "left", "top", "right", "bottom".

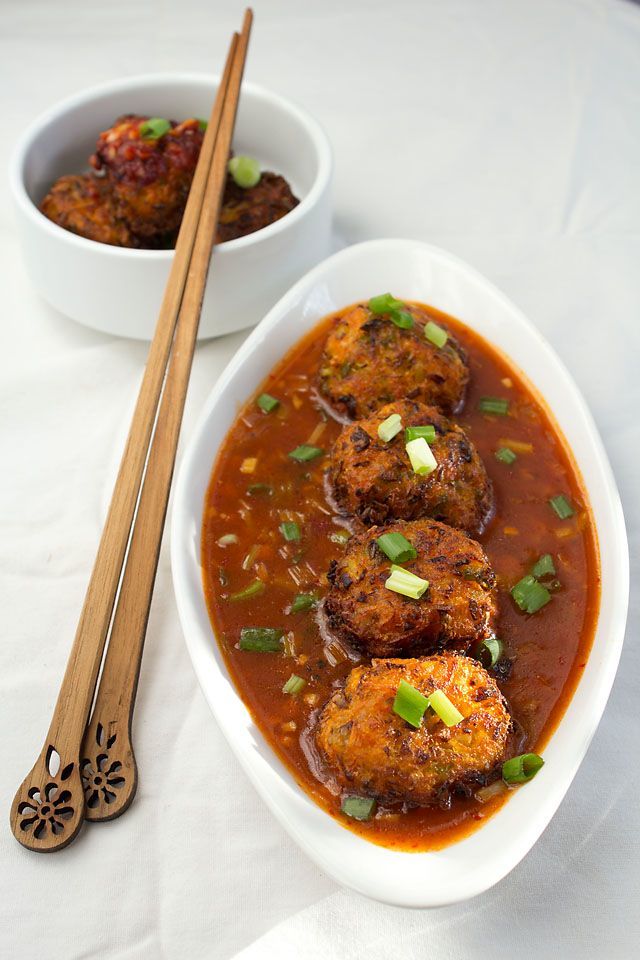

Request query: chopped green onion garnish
[
  {"left": 282, "top": 673, "right": 306, "bottom": 695},
  {"left": 290, "top": 593, "right": 318, "bottom": 613},
  {"left": 228, "top": 155, "right": 261, "bottom": 188},
  {"left": 217, "top": 533, "right": 238, "bottom": 547},
  {"left": 405, "top": 424, "right": 436, "bottom": 444},
  {"left": 532, "top": 553, "right": 555, "bottom": 578},
  {"left": 280, "top": 521, "right": 301, "bottom": 542},
  {"left": 475, "top": 636, "right": 504, "bottom": 669},
  {"left": 390, "top": 310, "right": 414, "bottom": 329},
  {"left": 247, "top": 483, "right": 273, "bottom": 496},
  {"left": 368, "top": 293, "right": 414, "bottom": 329},
  {"left": 424, "top": 320, "right": 448, "bottom": 348},
  {"left": 197, "top": 118, "right": 208, "bottom": 131},
  {"left": 502, "top": 752, "right": 544, "bottom": 784},
  {"left": 428, "top": 689, "right": 464, "bottom": 727},
  {"left": 393, "top": 679, "right": 430, "bottom": 728},
  {"left": 549, "top": 494, "right": 574, "bottom": 519},
  {"left": 369, "top": 293, "right": 404, "bottom": 314},
  {"left": 229, "top": 579, "right": 266, "bottom": 602},
  {"left": 376, "top": 532, "right": 417, "bottom": 564},
  {"left": 140, "top": 117, "right": 171, "bottom": 139},
  {"left": 385, "top": 565, "right": 429, "bottom": 600},
  {"left": 288, "top": 445, "right": 324, "bottom": 462},
  {"left": 378, "top": 413, "right": 403, "bottom": 442},
  {"left": 239, "top": 626, "right": 283, "bottom": 651},
  {"left": 406, "top": 437, "right": 437, "bottom": 476},
  {"left": 329, "top": 529, "right": 350, "bottom": 544},
  {"left": 495, "top": 447, "right": 517, "bottom": 465},
  {"left": 511, "top": 574, "right": 551, "bottom": 614},
  {"left": 256, "top": 392, "right": 279, "bottom": 413},
  {"left": 479, "top": 397, "right": 510, "bottom": 416},
  {"left": 341, "top": 795, "right": 377, "bottom": 821}
]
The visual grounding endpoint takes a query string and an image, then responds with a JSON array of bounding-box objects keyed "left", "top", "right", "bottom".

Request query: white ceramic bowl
[
  {"left": 10, "top": 73, "right": 332, "bottom": 340},
  {"left": 170, "top": 238, "right": 628, "bottom": 907}
]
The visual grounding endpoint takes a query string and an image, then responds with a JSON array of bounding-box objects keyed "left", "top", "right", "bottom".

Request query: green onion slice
[
  {"left": 229, "top": 579, "right": 266, "bottom": 602},
  {"left": 393, "top": 679, "right": 429, "bottom": 728},
  {"left": 479, "top": 396, "right": 510, "bottom": 416},
  {"left": 405, "top": 424, "right": 436, "bottom": 444},
  {"left": 341, "top": 795, "right": 377, "bottom": 821},
  {"left": 475, "top": 636, "right": 504, "bottom": 669},
  {"left": 282, "top": 673, "right": 306, "bottom": 695},
  {"left": 406, "top": 437, "right": 437, "bottom": 476},
  {"left": 217, "top": 533, "right": 238, "bottom": 547},
  {"left": 532, "top": 553, "right": 556, "bottom": 578},
  {"left": 424, "top": 320, "right": 448, "bottom": 348},
  {"left": 428, "top": 689, "right": 464, "bottom": 727},
  {"left": 247, "top": 483, "right": 273, "bottom": 496},
  {"left": 502, "top": 752, "right": 544, "bottom": 784},
  {"left": 385, "top": 565, "right": 429, "bottom": 600},
  {"left": 511, "top": 574, "right": 551, "bottom": 614},
  {"left": 290, "top": 593, "right": 318, "bottom": 613},
  {"left": 256, "top": 392, "right": 279, "bottom": 413},
  {"left": 288, "top": 445, "right": 324, "bottom": 462},
  {"left": 549, "top": 494, "right": 574, "bottom": 519},
  {"left": 197, "top": 118, "right": 208, "bottom": 131},
  {"left": 139, "top": 117, "right": 171, "bottom": 139},
  {"left": 239, "top": 626, "right": 283, "bottom": 651},
  {"left": 378, "top": 413, "right": 403, "bottom": 442},
  {"left": 376, "top": 532, "right": 417, "bottom": 564},
  {"left": 495, "top": 446, "right": 517, "bottom": 465},
  {"left": 390, "top": 310, "right": 414, "bottom": 329},
  {"left": 368, "top": 293, "right": 414, "bottom": 329},
  {"left": 280, "top": 521, "right": 301, "bottom": 542},
  {"left": 228, "top": 155, "right": 261, "bottom": 188},
  {"left": 368, "top": 292, "right": 404, "bottom": 314}
]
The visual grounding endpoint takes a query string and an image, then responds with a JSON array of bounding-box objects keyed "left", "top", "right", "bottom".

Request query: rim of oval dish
[
  {"left": 170, "top": 237, "right": 629, "bottom": 907},
  {"left": 10, "top": 71, "right": 333, "bottom": 258}
]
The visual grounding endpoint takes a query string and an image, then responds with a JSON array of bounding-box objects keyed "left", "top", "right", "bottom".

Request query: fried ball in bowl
[
  {"left": 325, "top": 518, "right": 496, "bottom": 657},
  {"left": 318, "top": 302, "right": 469, "bottom": 420},
  {"left": 40, "top": 174, "right": 137, "bottom": 248},
  {"left": 315, "top": 653, "right": 511, "bottom": 806},
  {"left": 328, "top": 399, "right": 494, "bottom": 535},
  {"left": 90, "top": 114, "right": 204, "bottom": 239},
  {"left": 217, "top": 171, "right": 299, "bottom": 242}
]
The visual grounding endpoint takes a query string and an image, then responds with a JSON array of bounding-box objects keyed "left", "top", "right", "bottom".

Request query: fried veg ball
[
  {"left": 315, "top": 654, "right": 510, "bottom": 805},
  {"left": 328, "top": 399, "right": 494, "bottom": 536},
  {"left": 90, "top": 114, "right": 204, "bottom": 239},
  {"left": 217, "top": 172, "right": 299, "bottom": 242},
  {"left": 40, "top": 174, "right": 137, "bottom": 247},
  {"left": 319, "top": 303, "right": 469, "bottom": 420},
  {"left": 325, "top": 518, "right": 496, "bottom": 657}
]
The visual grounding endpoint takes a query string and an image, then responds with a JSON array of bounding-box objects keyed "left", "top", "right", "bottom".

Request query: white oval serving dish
[
  {"left": 10, "top": 72, "right": 332, "bottom": 340},
  {"left": 170, "top": 238, "right": 628, "bottom": 907}
]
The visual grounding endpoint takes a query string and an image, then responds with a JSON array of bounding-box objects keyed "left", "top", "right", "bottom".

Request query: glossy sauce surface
[{"left": 202, "top": 303, "right": 600, "bottom": 851}]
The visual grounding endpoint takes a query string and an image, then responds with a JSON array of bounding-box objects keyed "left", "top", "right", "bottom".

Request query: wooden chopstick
[
  {"left": 81, "top": 8, "right": 253, "bottom": 823},
  {"left": 10, "top": 9, "right": 253, "bottom": 851}
]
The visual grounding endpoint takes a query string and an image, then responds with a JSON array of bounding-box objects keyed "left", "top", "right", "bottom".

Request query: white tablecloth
[{"left": 1, "top": 1, "right": 639, "bottom": 956}]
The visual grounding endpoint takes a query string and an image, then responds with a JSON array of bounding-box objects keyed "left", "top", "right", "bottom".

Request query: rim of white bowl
[{"left": 10, "top": 71, "right": 333, "bottom": 259}]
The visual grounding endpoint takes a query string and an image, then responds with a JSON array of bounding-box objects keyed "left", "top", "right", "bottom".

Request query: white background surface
[{"left": 1, "top": 0, "right": 638, "bottom": 957}]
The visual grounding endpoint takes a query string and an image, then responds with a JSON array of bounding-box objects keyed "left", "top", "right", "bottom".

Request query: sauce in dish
[{"left": 201, "top": 297, "right": 599, "bottom": 851}]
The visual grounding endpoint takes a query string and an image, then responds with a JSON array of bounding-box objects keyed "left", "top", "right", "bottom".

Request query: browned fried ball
[
  {"left": 217, "top": 171, "right": 299, "bottom": 242},
  {"left": 328, "top": 399, "right": 494, "bottom": 536},
  {"left": 319, "top": 303, "right": 469, "bottom": 420},
  {"left": 315, "top": 653, "right": 510, "bottom": 806},
  {"left": 90, "top": 114, "right": 204, "bottom": 239},
  {"left": 40, "top": 174, "right": 137, "bottom": 247},
  {"left": 325, "top": 518, "right": 496, "bottom": 657}
]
